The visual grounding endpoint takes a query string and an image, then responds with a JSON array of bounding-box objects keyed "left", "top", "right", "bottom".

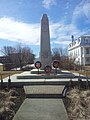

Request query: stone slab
[
  {"left": 24, "top": 85, "right": 65, "bottom": 94},
  {"left": 24, "top": 85, "right": 65, "bottom": 98},
  {"left": 13, "top": 98, "right": 68, "bottom": 120},
  {"left": 1, "top": 71, "right": 88, "bottom": 87}
]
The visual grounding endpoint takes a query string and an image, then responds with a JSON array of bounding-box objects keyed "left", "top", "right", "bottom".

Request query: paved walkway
[{"left": 13, "top": 99, "right": 69, "bottom": 120}]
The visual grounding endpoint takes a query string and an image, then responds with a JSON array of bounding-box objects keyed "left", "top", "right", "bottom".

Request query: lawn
[
  {"left": 0, "top": 71, "right": 22, "bottom": 79},
  {"left": 71, "top": 66, "right": 90, "bottom": 78}
]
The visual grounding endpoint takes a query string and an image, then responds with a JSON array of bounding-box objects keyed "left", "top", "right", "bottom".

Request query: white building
[{"left": 68, "top": 35, "right": 90, "bottom": 66}]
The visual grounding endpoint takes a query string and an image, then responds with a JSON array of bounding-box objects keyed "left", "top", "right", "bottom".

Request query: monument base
[
  {"left": 30, "top": 68, "right": 61, "bottom": 74},
  {"left": 17, "top": 70, "right": 75, "bottom": 79},
  {"left": 31, "top": 69, "right": 45, "bottom": 74}
]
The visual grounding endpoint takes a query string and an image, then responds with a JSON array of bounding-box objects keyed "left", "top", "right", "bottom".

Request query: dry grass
[
  {"left": 69, "top": 66, "right": 90, "bottom": 78},
  {"left": 71, "top": 65, "right": 90, "bottom": 78},
  {"left": 64, "top": 87, "right": 90, "bottom": 120},
  {"left": 76, "top": 70, "right": 90, "bottom": 78},
  {"left": 0, "top": 87, "right": 25, "bottom": 120}
]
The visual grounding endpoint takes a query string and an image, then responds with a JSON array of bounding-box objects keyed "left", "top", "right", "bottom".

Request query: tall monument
[{"left": 40, "top": 14, "right": 52, "bottom": 69}]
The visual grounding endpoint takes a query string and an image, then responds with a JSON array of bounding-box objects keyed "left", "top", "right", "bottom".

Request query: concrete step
[
  {"left": 17, "top": 73, "right": 75, "bottom": 79},
  {"left": 30, "top": 69, "right": 62, "bottom": 74},
  {"left": 24, "top": 85, "right": 66, "bottom": 98}
]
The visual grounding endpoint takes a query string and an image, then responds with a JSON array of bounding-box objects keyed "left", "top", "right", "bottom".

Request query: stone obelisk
[{"left": 40, "top": 14, "right": 52, "bottom": 69}]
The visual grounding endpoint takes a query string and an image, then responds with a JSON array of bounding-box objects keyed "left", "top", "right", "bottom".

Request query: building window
[
  {"left": 86, "top": 48, "right": 89, "bottom": 54},
  {"left": 78, "top": 38, "right": 80, "bottom": 43},
  {"left": 86, "top": 58, "right": 90, "bottom": 62},
  {"left": 81, "top": 47, "right": 83, "bottom": 54},
  {"left": 85, "top": 38, "right": 90, "bottom": 43}
]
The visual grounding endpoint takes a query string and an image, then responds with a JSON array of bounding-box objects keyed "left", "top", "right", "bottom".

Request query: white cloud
[
  {"left": 83, "top": 3, "right": 90, "bottom": 20},
  {"left": 42, "top": 0, "right": 56, "bottom": 9},
  {"left": 50, "top": 22, "right": 85, "bottom": 46},
  {"left": 72, "top": 0, "right": 90, "bottom": 23},
  {"left": 0, "top": 17, "right": 87, "bottom": 48},
  {"left": 0, "top": 17, "right": 40, "bottom": 45}
]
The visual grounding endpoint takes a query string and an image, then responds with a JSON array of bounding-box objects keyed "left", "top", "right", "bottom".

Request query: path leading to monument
[
  {"left": 1, "top": 71, "right": 89, "bottom": 120},
  {"left": 11, "top": 71, "right": 70, "bottom": 120},
  {"left": 12, "top": 80, "right": 68, "bottom": 120},
  {"left": 13, "top": 99, "right": 68, "bottom": 120}
]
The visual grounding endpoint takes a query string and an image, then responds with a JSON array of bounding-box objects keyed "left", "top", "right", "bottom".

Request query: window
[
  {"left": 76, "top": 50, "right": 77, "bottom": 56},
  {"left": 69, "top": 44, "right": 72, "bottom": 48},
  {"left": 84, "top": 38, "right": 90, "bottom": 43},
  {"left": 85, "top": 38, "right": 90, "bottom": 43},
  {"left": 78, "top": 38, "right": 80, "bottom": 43},
  {"left": 86, "top": 58, "right": 90, "bottom": 62},
  {"left": 86, "top": 48, "right": 89, "bottom": 54},
  {"left": 81, "top": 47, "right": 83, "bottom": 54}
]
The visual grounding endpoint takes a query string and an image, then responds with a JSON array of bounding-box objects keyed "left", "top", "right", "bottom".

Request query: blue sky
[{"left": 0, "top": 0, "right": 90, "bottom": 57}]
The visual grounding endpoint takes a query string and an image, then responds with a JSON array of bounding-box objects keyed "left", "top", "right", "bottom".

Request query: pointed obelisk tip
[
  {"left": 43, "top": 14, "right": 47, "bottom": 17},
  {"left": 42, "top": 14, "right": 48, "bottom": 20}
]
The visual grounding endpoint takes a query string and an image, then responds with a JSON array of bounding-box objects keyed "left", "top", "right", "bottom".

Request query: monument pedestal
[
  {"left": 30, "top": 67, "right": 62, "bottom": 74},
  {"left": 17, "top": 70, "right": 75, "bottom": 79}
]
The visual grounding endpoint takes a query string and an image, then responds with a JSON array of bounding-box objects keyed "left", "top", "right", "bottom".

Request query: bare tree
[
  {"left": 1, "top": 44, "right": 35, "bottom": 70},
  {"left": 16, "top": 44, "right": 35, "bottom": 69},
  {"left": 52, "top": 47, "right": 76, "bottom": 70},
  {"left": 1, "top": 46, "right": 16, "bottom": 56},
  {"left": 52, "top": 48, "right": 61, "bottom": 61}
]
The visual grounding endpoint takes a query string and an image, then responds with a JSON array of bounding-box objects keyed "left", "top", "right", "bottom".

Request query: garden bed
[
  {"left": 0, "top": 87, "right": 25, "bottom": 120},
  {"left": 63, "top": 87, "right": 90, "bottom": 120}
]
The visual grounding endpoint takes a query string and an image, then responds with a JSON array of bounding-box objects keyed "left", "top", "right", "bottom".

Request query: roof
[{"left": 81, "top": 35, "right": 90, "bottom": 37}]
